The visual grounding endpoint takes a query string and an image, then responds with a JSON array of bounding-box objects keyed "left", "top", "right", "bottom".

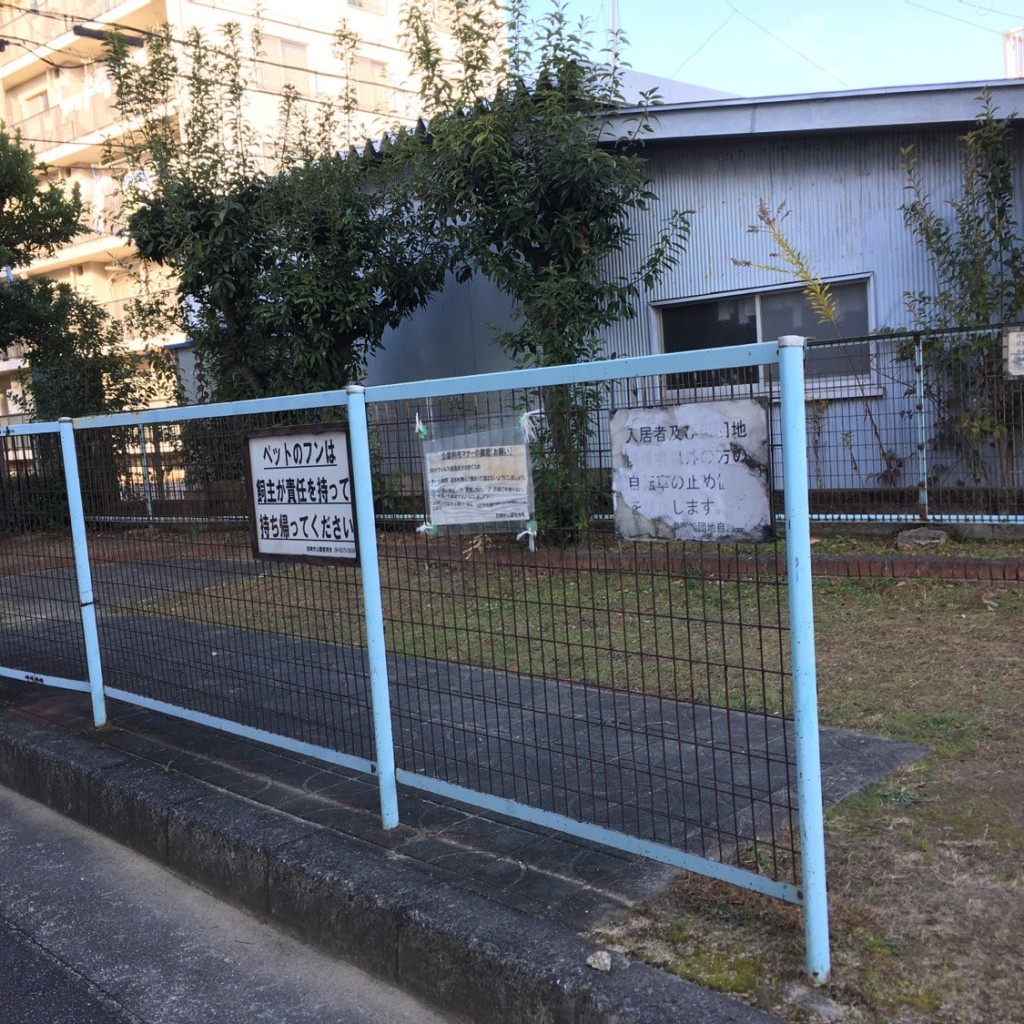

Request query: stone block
[
  {"left": 895, "top": 527, "right": 948, "bottom": 551},
  {"left": 166, "top": 792, "right": 310, "bottom": 916}
]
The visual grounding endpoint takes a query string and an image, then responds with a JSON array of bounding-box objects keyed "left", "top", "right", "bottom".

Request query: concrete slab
[
  {"left": 0, "top": 682, "right": 786, "bottom": 1024},
  {"left": 0, "top": 669, "right": 926, "bottom": 1024},
  {"left": 0, "top": 786, "right": 456, "bottom": 1024}
]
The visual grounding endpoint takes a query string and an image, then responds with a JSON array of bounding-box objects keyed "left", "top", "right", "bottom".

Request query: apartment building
[{"left": 0, "top": 0, "right": 449, "bottom": 416}]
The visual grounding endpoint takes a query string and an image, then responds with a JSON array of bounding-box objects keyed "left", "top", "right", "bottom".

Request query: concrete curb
[{"left": 0, "top": 710, "right": 782, "bottom": 1024}]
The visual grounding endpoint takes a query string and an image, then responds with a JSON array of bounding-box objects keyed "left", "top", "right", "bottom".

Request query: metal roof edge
[{"left": 612, "top": 80, "right": 1024, "bottom": 142}]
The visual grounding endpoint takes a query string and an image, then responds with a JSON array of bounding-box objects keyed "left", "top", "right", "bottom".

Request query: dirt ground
[
  {"left": 5, "top": 528, "right": 1022, "bottom": 1021},
  {"left": 597, "top": 576, "right": 1024, "bottom": 1024}
]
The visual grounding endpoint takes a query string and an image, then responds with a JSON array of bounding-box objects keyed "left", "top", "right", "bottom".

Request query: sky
[{"left": 532, "top": 0, "right": 1024, "bottom": 98}]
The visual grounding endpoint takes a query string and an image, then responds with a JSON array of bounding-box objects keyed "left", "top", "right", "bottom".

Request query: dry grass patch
[{"left": 598, "top": 578, "right": 1024, "bottom": 1023}]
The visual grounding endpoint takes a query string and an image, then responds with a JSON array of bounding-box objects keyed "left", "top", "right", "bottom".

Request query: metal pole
[
  {"left": 345, "top": 385, "right": 399, "bottom": 829},
  {"left": 777, "top": 337, "right": 831, "bottom": 984},
  {"left": 138, "top": 423, "right": 154, "bottom": 519},
  {"left": 58, "top": 418, "right": 107, "bottom": 728},
  {"left": 914, "top": 333, "right": 929, "bottom": 521}
]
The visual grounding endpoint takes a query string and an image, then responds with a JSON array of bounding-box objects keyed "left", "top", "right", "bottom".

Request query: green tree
[
  {"left": 0, "top": 127, "right": 82, "bottom": 269},
  {"left": 105, "top": 23, "right": 449, "bottom": 401},
  {"left": 901, "top": 91, "right": 1024, "bottom": 485},
  {"left": 0, "top": 279, "right": 162, "bottom": 419},
  {"left": 402, "top": 0, "right": 690, "bottom": 541},
  {"left": 0, "top": 128, "right": 165, "bottom": 527},
  {"left": 0, "top": 126, "right": 158, "bottom": 419},
  {"left": 902, "top": 93, "right": 1024, "bottom": 331}
]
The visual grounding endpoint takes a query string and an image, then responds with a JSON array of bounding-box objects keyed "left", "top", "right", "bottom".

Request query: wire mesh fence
[
  {"left": 1, "top": 364, "right": 806, "bottom": 891},
  {"left": 64, "top": 405, "right": 379, "bottom": 759},
  {"left": 797, "top": 327, "right": 1024, "bottom": 522},
  {"left": 0, "top": 426, "right": 86, "bottom": 682},
  {"left": 13, "top": 328, "right": 1022, "bottom": 533},
  {"left": 9, "top": 323, "right": 1019, "bottom": 891},
  {"left": 368, "top": 372, "right": 799, "bottom": 880}
]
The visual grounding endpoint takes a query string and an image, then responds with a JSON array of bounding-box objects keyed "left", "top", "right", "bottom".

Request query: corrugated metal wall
[
  {"left": 365, "top": 122, "right": 1024, "bottom": 381},
  {"left": 366, "top": 274, "right": 518, "bottom": 386},
  {"left": 602, "top": 125, "right": 1024, "bottom": 360}
]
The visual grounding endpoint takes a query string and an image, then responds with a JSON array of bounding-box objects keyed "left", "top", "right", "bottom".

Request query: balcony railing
[
  {"left": 1, "top": 341, "right": 27, "bottom": 374},
  {"left": 100, "top": 294, "right": 138, "bottom": 321},
  {"left": 100, "top": 288, "right": 176, "bottom": 323},
  {"left": 1, "top": 0, "right": 124, "bottom": 68},
  {"left": 8, "top": 90, "right": 121, "bottom": 149}
]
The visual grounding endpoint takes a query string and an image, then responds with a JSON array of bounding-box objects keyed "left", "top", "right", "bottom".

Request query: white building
[{"left": 0, "top": 0, "right": 453, "bottom": 417}]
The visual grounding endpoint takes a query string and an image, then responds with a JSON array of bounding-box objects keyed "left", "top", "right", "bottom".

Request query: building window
[
  {"left": 348, "top": 0, "right": 386, "bottom": 13},
  {"left": 20, "top": 88, "right": 50, "bottom": 121},
  {"left": 660, "top": 281, "right": 871, "bottom": 392},
  {"left": 258, "top": 36, "right": 310, "bottom": 94},
  {"left": 353, "top": 56, "right": 391, "bottom": 112}
]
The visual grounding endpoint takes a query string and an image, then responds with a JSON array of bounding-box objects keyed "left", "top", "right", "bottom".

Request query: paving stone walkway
[{"left": 1, "top": 554, "right": 927, "bottom": 930}]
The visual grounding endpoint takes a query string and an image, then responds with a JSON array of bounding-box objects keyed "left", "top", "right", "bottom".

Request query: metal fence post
[
  {"left": 138, "top": 423, "right": 154, "bottom": 519},
  {"left": 914, "top": 333, "right": 929, "bottom": 521},
  {"left": 777, "top": 337, "right": 831, "bottom": 984},
  {"left": 345, "top": 385, "right": 400, "bottom": 829},
  {"left": 58, "top": 418, "right": 107, "bottom": 728}
]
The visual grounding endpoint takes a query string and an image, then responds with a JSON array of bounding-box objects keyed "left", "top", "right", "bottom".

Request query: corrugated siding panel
[
  {"left": 369, "top": 123, "right": 1024, "bottom": 380},
  {"left": 366, "top": 274, "right": 517, "bottom": 385},
  {"left": 602, "top": 126, "right": 1024, "bottom": 359}
]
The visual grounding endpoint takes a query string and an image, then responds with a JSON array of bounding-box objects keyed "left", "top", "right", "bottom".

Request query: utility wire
[
  {"left": 905, "top": 0, "right": 1011, "bottom": 34},
  {"left": 954, "top": 0, "right": 1024, "bottom": 26},
  {"left": 0, "top": 3, "right": 432, "bottom": 147},
  {"left": 187, "top": 0, "right": 394, "bottom": 46},
  {"left": 0, "top": 32, "right": 101, "bottom": 68},
  {"left": 669, "top": 11, "right": 735, "bottom": 80},
  {"left": 0, "top": 2, "right": 415, "bottom": 89},
  {"left": 0, "top": 36, "right": 417, "bottom": 125},
  {"left": 724, "top": 1, "right": 850, "bottom": 88}
]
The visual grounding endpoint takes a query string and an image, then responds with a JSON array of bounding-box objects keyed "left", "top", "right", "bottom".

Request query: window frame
[
  {"left": 258, "top": 35, "right": 310, "bottom": 94},
  {"left": 352, "top": 56, "right": 392, "bottom": 113},
  {"left": 347, "top": 0, "right": 387, "bottom": 14},
  {"left": 655, "top": 276, "right": 880, "bottom": 401}
]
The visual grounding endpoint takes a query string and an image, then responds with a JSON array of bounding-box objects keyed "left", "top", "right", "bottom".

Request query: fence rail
[
  {"left": 6, "top": 326, "right": 1021, "bottom": 976},
  {"left": 1, "top": 343, "right": 830, "bottom": 980},
  {"left": 11, "top": 329, "right": 1018, "bottom": 531}
]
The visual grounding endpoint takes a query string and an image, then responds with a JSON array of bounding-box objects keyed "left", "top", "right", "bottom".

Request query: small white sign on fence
[
  {"left": 610, "top": 399, "right": 773, "bottom": 543},
  {"left": 423, "top": 430, "right": 533, "bottom": 528},
  {"left": 1003, "top": 326, "right": 1024, "bottom": 377},
  {"left": 245, "top": 425, "right": 358, "bottom": 563}
]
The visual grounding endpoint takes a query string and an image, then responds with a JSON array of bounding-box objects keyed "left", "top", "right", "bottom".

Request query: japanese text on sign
[
  {"left": 246, "top": 426, "right": 358, "bottom": 563},
  {"left": 1003, "top": 327, "right": 1024, "bottom": 377},
  {"left": 424, "top": 437, "right": 532, "bottom": 528},
  {"left": 610, "top": 400, "right": 772, "bottom": 543}
]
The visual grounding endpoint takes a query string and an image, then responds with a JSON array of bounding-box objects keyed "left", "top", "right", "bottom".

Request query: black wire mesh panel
[
  {"left": 73, "top": 409, "right": 376, "bottom": 760},
  {"left": 372, "top": 371, "right": 800, "bottom": 887},
  {"left": 0, "top": 430, "right": 86, "bottom": 681}
]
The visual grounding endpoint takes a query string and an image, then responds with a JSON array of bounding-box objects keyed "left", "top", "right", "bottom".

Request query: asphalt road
[
  {"left": 0, "top": 786, "right": 461, "bottom": 1024},
  {"left": 0, "top": 916, "right": 136, "bottom": 1024}
]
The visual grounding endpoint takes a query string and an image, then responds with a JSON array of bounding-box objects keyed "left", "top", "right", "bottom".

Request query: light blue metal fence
[{"left": 0, "top": 341, "right": 830, "bottom": 981}]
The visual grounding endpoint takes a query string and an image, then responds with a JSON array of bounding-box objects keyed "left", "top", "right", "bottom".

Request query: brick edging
[
  {"left": 811, "top": 555, "right": 1024, "bottom": 581},
  {"left": 689, "top": 554, "right": 1024, "bottom": 582}
]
